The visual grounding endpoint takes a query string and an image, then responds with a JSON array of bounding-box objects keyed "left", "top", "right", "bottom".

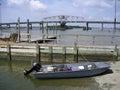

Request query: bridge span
[
  {"left": 0, "top": 15, "right": 120, "bottom": 31},
  {"left": 0, "top": 20, "right": 120, "bottom": 29}
]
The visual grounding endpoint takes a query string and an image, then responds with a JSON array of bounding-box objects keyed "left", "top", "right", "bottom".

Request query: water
[
  {"left": 0, "top": 60, "right": 100, "bottom": 90},
  {"left": 0, "top": 28, "right": 120, "bottom": 46},
  {"left": 0, "top": 28, "right": 119, "bottom": 90}
]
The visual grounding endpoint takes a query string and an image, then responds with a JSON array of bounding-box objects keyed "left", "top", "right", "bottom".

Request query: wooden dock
[
  {"left": 0, "top": 43, "right": 120, "bottom": 63},
  {"left": 30, "top": 36, "right": 57, "bottom": 43}
]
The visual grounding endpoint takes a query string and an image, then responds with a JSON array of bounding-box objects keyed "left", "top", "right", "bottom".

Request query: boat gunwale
[{"left": 33, "top": 65, "right": 109, "bottom": 75}]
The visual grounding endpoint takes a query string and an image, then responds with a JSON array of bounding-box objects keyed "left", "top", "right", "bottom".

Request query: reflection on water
[{"left": 0, "top": 60, "right": 101, "bottom": 90}]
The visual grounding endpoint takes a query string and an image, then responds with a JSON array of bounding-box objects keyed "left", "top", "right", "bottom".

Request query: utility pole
[
  {"left": 114, "top": 0, "right": 117, "bottom": 32},
  {"left": 0, "top": 3, "right": 1, "bottom": 23},
  {"left": 0, "top": 3, "right": 2, "bottom": 31}
]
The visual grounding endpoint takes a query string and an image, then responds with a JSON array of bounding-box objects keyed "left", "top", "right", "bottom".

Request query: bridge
[
  {"left": 0, "top": 15, "right": 120, "bottom": 31},
  {"left": 43, "top": 15, "right": 84, "bottom": 27}
]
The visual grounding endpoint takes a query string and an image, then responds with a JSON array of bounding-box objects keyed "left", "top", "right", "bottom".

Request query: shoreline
[{"left": 94, "top": 61, "right": 120, "bottom": 90}]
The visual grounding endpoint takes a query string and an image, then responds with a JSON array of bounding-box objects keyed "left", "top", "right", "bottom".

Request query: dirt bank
[{"left": 94, "top": 61, "right": 120, "bottom": 90}]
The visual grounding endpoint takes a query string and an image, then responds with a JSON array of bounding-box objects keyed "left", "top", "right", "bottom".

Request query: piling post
[
  {"left": 42, "top": 23, "right": 44, "bottom": 34},
  {"left": 7, "top": 42, "right": 12, "bottom": 61},
  {"left": 55, "top": 23, "right": 57, "bottom": 34},
  {"left": 49, "top": 46, "right": 53, "bottom": 64},
  {"left": 27, "top": 19, "right": 30, "bottom": 42},
  {"left": 74, "top": 43, "right": 78, "bottom": 63},
  {"left": 46, "top": 22, "right": 48, "bottom": 38},
  {"left": 54, "top": 23, "right": 57, "bottom": 44},
  {"left": 42, "top": 23, "right": 44, "bottom": 42},
  {"left": 114, "top": 44, "right": 119, "bottom": 60},
  {"left": 62, "top": 46, "right": 66, "bottom": 63},
  {"left": 111, "top": 36, "right": 114, "bottom": 44},
  {"left": 17, "top": 17, "right": 20, "bottom": 42},
  {"left": 93, "top": 36, "right": 95, "bottom": 45},
  {"left": 36, "top": 43, "right": 41, "bottom": 63}
]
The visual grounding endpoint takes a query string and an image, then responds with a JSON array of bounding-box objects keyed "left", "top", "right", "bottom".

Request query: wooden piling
[
  {"left": 46, "top": 22, "right": 48, "bottom": 38},
  {"left": 114, "top": 44, "right": 119, "bottom": 60},
  {"left": 7, "top": 42, "right": 12, "bottom": 61},
  {"left": 62, "top": 46, "right": 66, "bottom": 63},
  {"left": 49, "top": 46, "right": 53, "bottom": 64},
  {"left": 36, "top": 43, "right": 41, "bottom": 63},
  {"left": 27, "top": 19, "right": 30, "bottom": 42},
  {"left": 74, "top": 44, "right": 78, "bottom": 63},
  {"left": 111, "top": 36, "right": 114, "bottom": 44},
  {"left": 18, "top": 17, "right": 20, "bottom": 42},
  {"left": 55, "top": 23, "right": 57, "bottom": 34},
  {"left": 41, "top": 23, "right": 45, "bottom": 43},
  {"left": 93, "top": 36, "right": 95, "bottom": 45}
]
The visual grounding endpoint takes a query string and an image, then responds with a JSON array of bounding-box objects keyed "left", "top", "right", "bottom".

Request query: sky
[{"left": 0, "top": 0, "right": 120, "bottom": 22}]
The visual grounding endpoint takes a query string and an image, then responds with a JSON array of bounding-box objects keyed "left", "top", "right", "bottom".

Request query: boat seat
[
  {"left": 78, "top": 66, "right": 84, "bottom": 70},
  {"left": 87, "top": 63, "right": 96, "bottom": 70},
  {"left": 52, "top": 64, "right": 68, "bottom": 72}
]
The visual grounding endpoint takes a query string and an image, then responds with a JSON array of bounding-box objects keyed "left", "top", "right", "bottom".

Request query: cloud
[
  {"left": 72, "top": 0, "right": 112, "bottom": 8},
  {"left": 72, "top": 0, "right": 82, "bottom": 8},
  {"left": 85, "top": 0, "right": 112, "bottom": 8},
  {"left": 29, "top": 0, "right": 47, "bottom": 10},
  {"left": 2, "top": 0, "right": 120, "bottom": 22},
  {"left": 7, "top": 0, "right": 24, "bottom": 5},
  {"left": 7, "top": 0, "right": 47, "bottom": 10}
]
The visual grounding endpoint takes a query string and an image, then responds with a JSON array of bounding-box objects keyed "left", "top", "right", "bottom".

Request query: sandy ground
[{"left": 94, "top": 61, "right": 120, "bottom": 90}]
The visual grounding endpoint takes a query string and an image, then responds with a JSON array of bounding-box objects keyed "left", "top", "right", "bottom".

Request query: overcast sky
[{"left": 0, "top": 0, "right": 120, "bottom": 22}]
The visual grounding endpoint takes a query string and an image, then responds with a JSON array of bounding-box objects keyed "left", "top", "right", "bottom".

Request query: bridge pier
[
  {"left": 29, "top": 23, "right": 32, "bottom": 29},
  {"left": 86, "top": 22, "right": 89, "bottom": 30},
  {"left": 0, "top": 24, "right": 2, "bottom": 29},
  {"left": 40, "top": 23, "right": 42, "bottom": 30},
  {"left": 15, "top": 24, "right": 18, "bottom": 29},
  {"left": 7, "top": 24, "right": 11, "bottom": 28},
  {"left": 101, "top": 23, "right": 104, "bottom": 31},
  {"left": 60, "top": 21, "right": 66, "bottom": 27}
]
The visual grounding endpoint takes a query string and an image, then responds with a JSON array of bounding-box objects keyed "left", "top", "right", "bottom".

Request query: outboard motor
[{"left": 24, "top": 62, "right": 41, "bottom": 75}]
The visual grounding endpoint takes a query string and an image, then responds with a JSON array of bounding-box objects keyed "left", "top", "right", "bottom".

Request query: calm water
[
  {"left": 0, "top": 60, "right": 101, "bottom": 90},
  {"left": 0, "top": 28, "right": 120, "bottom": 46},
  {"left": 0, "top": 28, "right": 119, "bottom": 90}
]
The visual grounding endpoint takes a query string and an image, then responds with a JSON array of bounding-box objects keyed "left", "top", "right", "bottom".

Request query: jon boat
[{"left": 32, "top": 62, "right": 110, "bottom": 79}]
